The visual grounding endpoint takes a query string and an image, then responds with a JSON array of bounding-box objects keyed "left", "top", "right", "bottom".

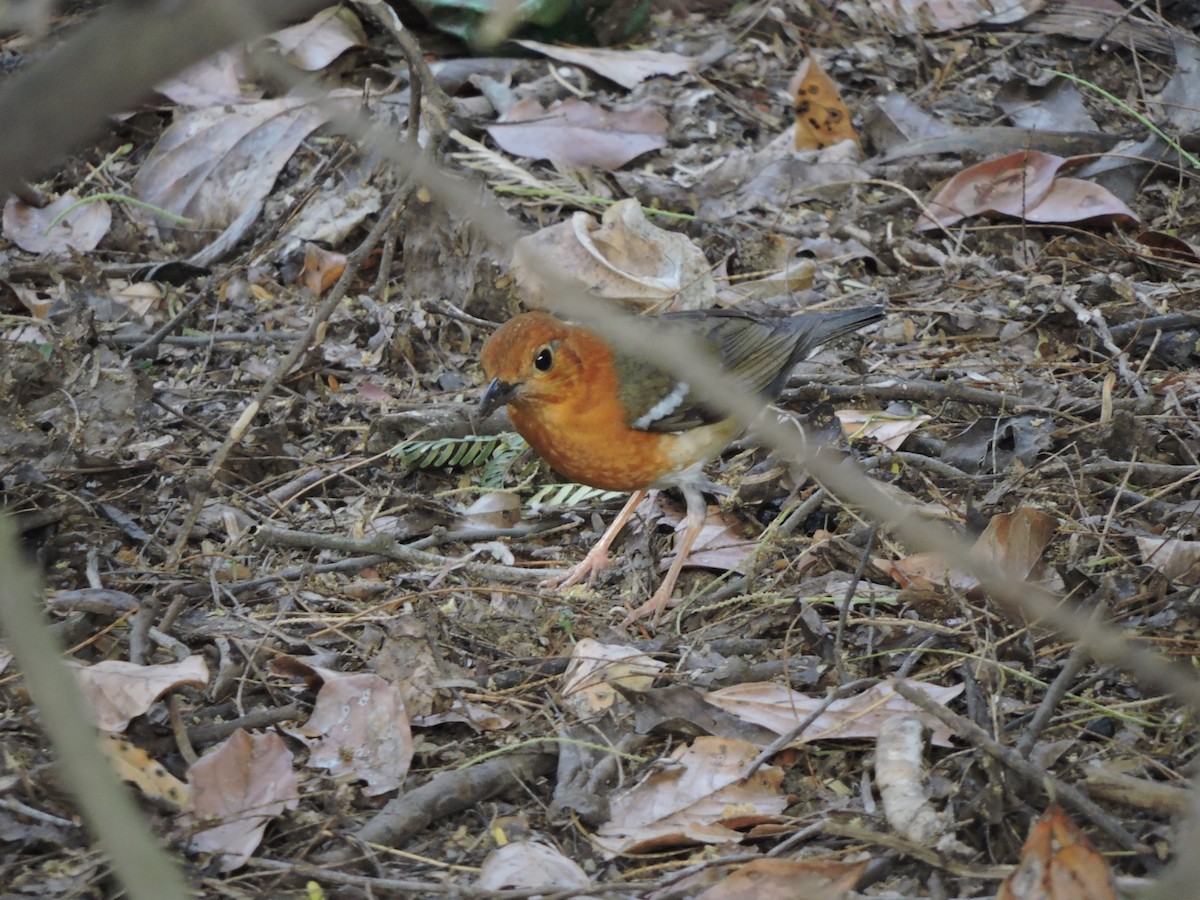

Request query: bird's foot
[
  {"left": 618, "top": 582, "right": 677, "bottom": 629},
  {"left": 540, "top": 544, "right": 610, "bottom": 590}
]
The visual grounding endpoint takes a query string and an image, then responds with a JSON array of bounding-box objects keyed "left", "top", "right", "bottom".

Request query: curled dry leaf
[
  {"left": 836, "top": 409, "right": 931, "bottom": 450},
  {"left": 917, "top": 150, "right": 1064, "bottom": 231},
  {"left": 653, "top": 497, "right": 755, "bottom": 574},
  {"left": 70, "top": 655, "right": 209, "bottom": 732},
  {"left": 1137, "top": 536, "right": 1200, "bottom": 584},
  {"left": 1135, "top": 230, "right": 1200, "bottom": 267},
  {"left": 155, "top": 48, "right": 249, "bottom": 107},
  {"left": 704, "top": 679, "right": 963, "bottom": 747},
  {"left": 485, "top": 96, "right": 667, "bottom": 170},
  {"left": 300, "top": 242, "right": 347, "bottom": 294},
  {"left": 884, "top": 507, "right": 1059, "bottom": 598},
  {"left": 183, "top": 729, "right": 299, "bottom": 872},
  {"left": 917, "top": 150, "right": 1138, "bottom": 230},
  {"left": 255, "top": 6, "right": 366, "bottom": 71},
  {"left": 515, "top": 39, "right": 698, "bottom": 90},
  {"left": 789, "top": 51, "right": 859, "bottom": 151},
  {"left": 561, "top": 637, "right": 665, "bottom": 717},
  {"left": 596, "top": 736, "right": 786, "bottom": 857},
  {"left": 476, "top": 839, "right": 591, "bottom": 892},
  {"left": 866, "top": 0, "right": 1043, "bottom": 34},
  {"left": 3, "top": 194, "right": 111, "bottom": 254},
  {"left": 512, "top": 198, "right": 715, "bottom": 311},
  {"left": 998, "top": 804, "right": 1117, "bottom": 900}
]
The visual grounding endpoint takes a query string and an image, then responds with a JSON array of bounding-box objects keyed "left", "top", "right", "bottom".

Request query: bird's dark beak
[{"left": 479, "top": 377, "right": 516, "bottom": 418}]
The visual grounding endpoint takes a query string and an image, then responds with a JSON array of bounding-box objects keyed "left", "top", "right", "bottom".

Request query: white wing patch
[{"left": 632, "top": 381, "right": 689, "bottom": 430}]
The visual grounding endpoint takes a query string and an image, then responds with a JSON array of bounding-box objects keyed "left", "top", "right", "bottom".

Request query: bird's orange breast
[{"left": 509, "top": 395, "right": 677, "bottom": 492}]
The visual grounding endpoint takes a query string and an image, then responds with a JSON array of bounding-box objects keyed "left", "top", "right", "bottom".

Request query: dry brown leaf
[
  {"left": 698, "top": 858, "right": 869, "bottom": 900},
  {"left": 836, "top": 409, "right": 931, "bottom": 450},
  {"left": 561, "top": 637, "right": 665, "bottom": 717},
  {"left": 512, "top": 198, "right": 715, "bottom": 311},
  {"left": 1021, "top": 176, "right": 1138, "bottom": 226},
  {"left": 595, "top": 736, "right": 786, "bottom": 857},
  {"left": 652, "top": 497, "right": 755, "bottom": 574},
  {"left": 131, "top": 92, "right": 358, "bottom": 254},
  {"left": 476, "top": 839, "right": 591, "bottom": 892},
  {"left": 972, "top": 508, "right": 1059, "bottom": 581},
  {"left": 515, "top": 39, "right": 698, "bottom": 89},
  {"left": 917, "top": 150, "right": 1138, "bottom": 230},
  {"left": 256, "top": 6, "right": 365, "bottom": 71},
  {"left": 883, "top": 507, "right": 1058, "bottom": 599},
  {"left": 183, "top": 729, "right": 299, "bottom": 872},
  {"left": 155, "top": 48, "right": 250, "bottom": 107},
  {"left": 916, "top": 150, "right": 1064, "bottom": 231},
  {"left": 704, "top": 679, "right": 964, "bottom": 746},
  {"left": 1137, "top": 536, "right": 1200, "bottom": 584},
  {"left": 790, "top": 51, "right": 859, "bottom": 151},
  {"left": 3, "top": 194, "right": 111, "bottom": 254},
  {"left": 1135, "top": 230, "right": 1200, "bottom": 267},
  {"left": 866, "top": 0, "right": 1044, "bottom": 34},
  {"left": 998, "top": 804, "right": 1117, "bottom": 900},
  {"left": 486, "top": 97, "right": 667, "bottom": 170},
  {"left": 300, "top": 241, "right": 347, "bottom": 294},
  {"left": 274, "top": 656, "right": 414, "bottom": 796},
  {"left": 70, "top": 655, "right": 209, "bottom": 732}
]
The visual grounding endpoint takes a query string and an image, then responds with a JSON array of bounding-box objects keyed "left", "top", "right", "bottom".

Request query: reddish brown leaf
[
  {"left": 183, "top": 730, "right": 299, "bottom": 872},
  {"left": 998, "top": 804, "right": 1117, "bottom": 900}
]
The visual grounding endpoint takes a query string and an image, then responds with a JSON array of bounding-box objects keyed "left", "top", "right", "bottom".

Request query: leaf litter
[{"left": 2, "top": 0, "right": 1199, "bottom": 895}]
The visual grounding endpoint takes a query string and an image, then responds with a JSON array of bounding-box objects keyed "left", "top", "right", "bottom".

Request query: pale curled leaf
[
  {"left": 699, "top": 858, "right": 869, "bottom": 900},
  {"left": 515, "top": 39, "right": 698, "bottom": 89},
  {"left": 836, "top": 409, "right": 931, "bottom": 451},
  {"left": 867, "top": 0, "right": 1044, "bottom": 34},
  {"left": 512, "top": 198, "right": 715, "bottom": 311},
  {"left": 70, "top": 655, "right": 209, "bottom": 732},
  {"left": 476, "top": 839, "right": 591, "bottom": 892},
  {"left": 704, "top": 679, "right": 964, "bottom": 747},
  {"left": 561, "top": 638, "right": 665, "bottom": 717},
  {"left": 3, "top": 194, "right": 111, "bottom": 253},
  {"left": 1137, "top": 536, "right": 1200, "bottom": 584},
  {"left": 256, "top": 6, "right": 366, "bottom": 71}
]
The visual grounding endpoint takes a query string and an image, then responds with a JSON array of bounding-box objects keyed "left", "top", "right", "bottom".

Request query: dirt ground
[{"left": 3, "top": 0, "right": 1200, "bottom": 897}]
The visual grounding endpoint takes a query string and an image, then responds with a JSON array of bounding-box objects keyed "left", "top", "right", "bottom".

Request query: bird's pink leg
[
  {"left": 541, "top": 490, "right": 648, "bottom": 590},
  {"left": 620, "top": 485, "right": 706, "bottom": 628}
]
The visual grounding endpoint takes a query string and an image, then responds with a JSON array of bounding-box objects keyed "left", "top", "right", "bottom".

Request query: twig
[
  {"left": 253, "top": 525, "right": 566, "bottom": 584},
  {"left": 892, "top": 679, "right": 1147, "bottom": 854}
]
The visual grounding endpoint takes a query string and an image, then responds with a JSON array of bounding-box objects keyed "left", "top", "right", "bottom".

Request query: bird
[{"left": 478, "top": 305, "right": 884, "bottom": 627}]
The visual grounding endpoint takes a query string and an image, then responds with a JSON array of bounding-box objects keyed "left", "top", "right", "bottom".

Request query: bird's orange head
[{"left": 479, "top": 311, "right": 598, "bottom": 418}]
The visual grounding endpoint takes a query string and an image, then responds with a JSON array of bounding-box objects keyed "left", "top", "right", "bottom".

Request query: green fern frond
[
  {"left": 528, "top": 482, "right": 627, "bottom": 509},
  {"left": 391, "top": 434, "right": 527, "bottom": 471}
]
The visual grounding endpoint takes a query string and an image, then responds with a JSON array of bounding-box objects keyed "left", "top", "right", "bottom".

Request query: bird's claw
[{"left": 540, "top": 546, "right": 610, "bottom": 590}]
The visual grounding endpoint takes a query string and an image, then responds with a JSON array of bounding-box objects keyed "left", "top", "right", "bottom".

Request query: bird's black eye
[{"left": 534, "top": 347, "right": 553, "bottom": 372}]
